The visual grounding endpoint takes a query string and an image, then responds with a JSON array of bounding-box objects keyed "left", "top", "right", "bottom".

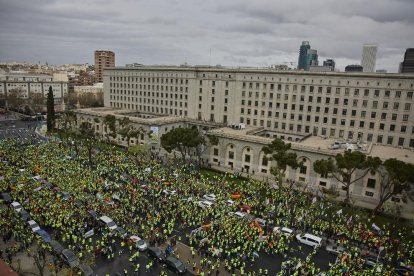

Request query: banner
[{"left": 150, "top": 126, "right": 159, "bottom": 144}]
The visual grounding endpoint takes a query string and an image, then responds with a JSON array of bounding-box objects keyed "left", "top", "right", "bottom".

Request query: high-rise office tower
[
  {"left": 306, "top": 49, "right": 319, "bottom": 68},
  {"left": 400, "top": 48, "right": 414, "bottom": 73},
  {"left": 298, "top": 41, "right": 310, "bottom": 70},
  {"left": 323, "top": 59, "right": 335, "bottom": 71},
  {"left": 94, "top": 50, "right": 115, "bottom": 83},
  {"left": 361, "top": 44, "right": 377, "bottom": 72}
]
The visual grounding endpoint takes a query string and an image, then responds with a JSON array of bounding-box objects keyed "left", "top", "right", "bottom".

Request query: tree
[
  {"left": 117, "top": 117, "right": 137, "bottom": 146},
  {"left": 314, "top": 151, "right": 382, "bottom": 206},
  {"left": 31, "top": 92, "right": 45, "bottom": 113},
  {"left": 128, "top": 144, "right": 150, "bottom": 163},
  {"left": 371, "top": 159, "right": 414, "bottom": 217},
  {"left": 103, "top": 114, "right": 117, "bottom": 142},
  {"left": 46, "top": 86, "right": 55, "bottom": 132},
  {"left": 6, "top": 87, "right": 25, "bottom": 110},
  {"left": 78, "top": 121, "right": 96, "bottom": 167},
  {"left": 161, "top": 127, "right": 205, "bottom": 160},
  {"left": 262, "top": 138, "right": 301, "bottom": 187}
]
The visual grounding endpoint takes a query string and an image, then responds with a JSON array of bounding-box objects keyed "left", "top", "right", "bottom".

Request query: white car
[
  {"left": 229, "top": 211, "right": 246, "bottom": 219},
  {"left": 129, "top": 235, "right": 148, "bottom": 251},
  {"left": 273, "top": 227, "right": 294, "bottom": 237},
  {"left": 27, "top": 220, "right": 41, "bottom": 233},
  {"left": 203, "top": 194, "right": 217, "bottom": 201},
  {"left": 11, "top": 202, "right": 22, "bottom": 212},
  {"left": 163, "top": 189, "right": 177, "bottom": 196},
  {"left": 99, "top": 216, "right": 117, "bottom": 230},
  {"left": 226, "top": 199, "right": 235, "bottom": 206},
  {"left": 198, "top": 201, "right": 213, "bottom": 209},
  {"left": 296, "top": 233, "right": 322, "bottom": 248}
]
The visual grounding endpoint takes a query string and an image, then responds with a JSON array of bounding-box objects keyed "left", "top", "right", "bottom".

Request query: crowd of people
[{"left": 0, "top": 135, "right": 413, "bottom": 275}]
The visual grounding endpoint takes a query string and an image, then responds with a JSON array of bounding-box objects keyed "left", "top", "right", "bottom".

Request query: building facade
[
  {"left": 95, "top": 50, "right": 115, "bottom": 83},
  {"left": 400, "top": 48, "right": 414, "bottom": 74},
  {"left": 361, "top": 44, "right": 377, "bottom": 73},
  {"left": 306, "top": 49, "right": 319, "bottom": 69},
  {"left": 345, "top": 65, "right": 363, "bottom": 72},
  {"left": 104, "top": 65, "right": 414, "bottom": 149},
  {"left": 72, "top": 107, "right": 414, "bottom": 216},
  {"left": 0, "top": 73, "right": 68, "bottom": 107},
  {"left": 323, "top": 59, "right": 335, "bottom": 71}
]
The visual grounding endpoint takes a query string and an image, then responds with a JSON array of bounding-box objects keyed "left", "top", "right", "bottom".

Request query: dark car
[
  {"left": 61, "top": 249, "right": 80, "bottom": 268},
  {"left": 147, "top": 247, "right": 165, "bottom": 262},
  {"left": 87, "top": 210, "right": 99, "bottom": 219},
  {"left": 19, "top": 209, "right": 31, "bottom": 221},
  {"left": 1, "top": 193, "right": 12, "bottom": 203},
  {"left": 394, "top": 266, "right": 413, "bottom": 276},
  {"left": 48, "top": 240, "right": 64, "bottom": 255},
  {"left": 37, "top": 230, "right": 52, "bottom": 242},
  {"left": 115, "top": 226, "right": 128, "bottom": 238},
  {"left": 165, "top": 256, "right": 186, "bottom": 274},
  {"left": 75, "top": 264, "right": 94, "bottom": 276}
]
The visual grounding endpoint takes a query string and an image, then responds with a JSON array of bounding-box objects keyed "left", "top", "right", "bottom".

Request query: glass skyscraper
[
  {"left": 298, "top": 41, "right": 318, "bottom": 70},
  {"left": 298, "top": 41, "right": 310, "bottom": 70}
]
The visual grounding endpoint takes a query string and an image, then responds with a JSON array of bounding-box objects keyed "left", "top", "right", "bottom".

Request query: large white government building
[
  {"left": 72, "top": 65, "right": 414, "bottom": 214},
  {"left": 104, "top": 65, "right": 414, "bottom": 149}
]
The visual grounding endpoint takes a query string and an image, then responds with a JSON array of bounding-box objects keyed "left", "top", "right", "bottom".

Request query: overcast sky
[{"left": 1, "top": 0, "right": 413, "bottom": 72}]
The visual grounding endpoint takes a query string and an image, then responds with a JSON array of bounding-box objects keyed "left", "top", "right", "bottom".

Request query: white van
[
  {"left": 99, "top": 216, "right": 117, "bottom": 230},
  {"left": 296, "top": 233, "right": 322, "bottom": 248}
]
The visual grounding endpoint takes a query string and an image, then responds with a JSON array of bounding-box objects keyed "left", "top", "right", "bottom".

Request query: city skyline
[{"left": 1, "top": 0, "right": 414, "bottom": 72}]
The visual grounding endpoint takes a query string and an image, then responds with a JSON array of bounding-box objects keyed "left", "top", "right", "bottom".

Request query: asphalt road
[{"left": 0, "top": 119, "right": 47, "bottom": 144}]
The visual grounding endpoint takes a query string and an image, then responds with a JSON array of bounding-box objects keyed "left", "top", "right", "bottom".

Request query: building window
[
  {"left": 228, "top": 151, "right": 234, "bottom": 159},
  {"left": 300, "top": 166, "right": 307, "bottom": 174},
  {"left": 213, "top": 148, "right": 219, "bottom": 156},
  {"left": 367, "top": 178, "right": 376, "bottom": 189},
  {"left": 244, "top": 154, "right": 251, "bottom": 163},
  {"left": 398, "top": 138, "right": 404, "bottom": 146}
]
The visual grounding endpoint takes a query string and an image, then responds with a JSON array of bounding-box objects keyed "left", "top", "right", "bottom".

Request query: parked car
[
  {"left": 27, "top": 220, "right": 41, "bottom": 233},
  {"left": 273, "top": 227, "right": 294, "bottom": 237},
  {"left": 1, "top": 192, "right": 12, "bottom": 203},
  {"left": 19, "top": 209, "right": 30, "bottom": 221},
  {"left": 129, "top": 235, "right": 148, "bottom": 251},
  {"left": 163, "top": 189, "right": 177, "bottom": 196},
  {"left": 325, "top": 244, "right": 346, "bottom": 256},
  {"left": 115, "top": 226, "right": 128, "bottom": 238},
  {"left": 10, "top": 201, "right": 22, "bottom": 212},
  {"left": 164, "top": 256, "right": 187, "bottom": 274},
  {"left": 48, "top": 240, "right": 64, "bottom": 255},
  {"left": 226, "top": 199, "right": 235, "bottom": 206},
  {"left": 61, "top": 249, "right": 80, "bottom": 268},
  {"left": 99, "top": 216, "right": 117, "bottom": 230},
  {"left": 203, "top": 194, "right": 217, "bottom": 201},
  {"left": 229, "top": 211, "right": 246, "bottom": 219},
  {"left": 296, "top": 233, "right": 322, "bottom": 248},
  {"left": 197, "top": 200, "right": 213, "bottom": 209},
  {"left": 75, "top": 264, "right": 94, "bottom": 276},
  {"left": 147, "top": 247, "right": 165, "bottom": 262},
  {"left": 36, "top": 230, "right": 52, "bottom": 242}
]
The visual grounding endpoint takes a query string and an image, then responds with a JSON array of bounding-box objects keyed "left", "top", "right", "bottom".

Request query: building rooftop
[
  {"left": 74, "top": 109, "right": 414, "bottom": 163},
  {"left": 369, "top": 145, "right": 414, "bottom": 165},
  {"left": 104, "top": 65, "right": 414, "bottom": 78}
]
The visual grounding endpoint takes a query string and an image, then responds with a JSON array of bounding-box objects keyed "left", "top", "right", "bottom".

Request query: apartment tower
[{"left": 94, "top": 50, "right": 115, "bottom": 83}]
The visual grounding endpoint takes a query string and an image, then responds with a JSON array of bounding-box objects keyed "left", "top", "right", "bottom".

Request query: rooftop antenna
[{"left": 209, "top": 48, "right": 211, "bottom": 66}]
